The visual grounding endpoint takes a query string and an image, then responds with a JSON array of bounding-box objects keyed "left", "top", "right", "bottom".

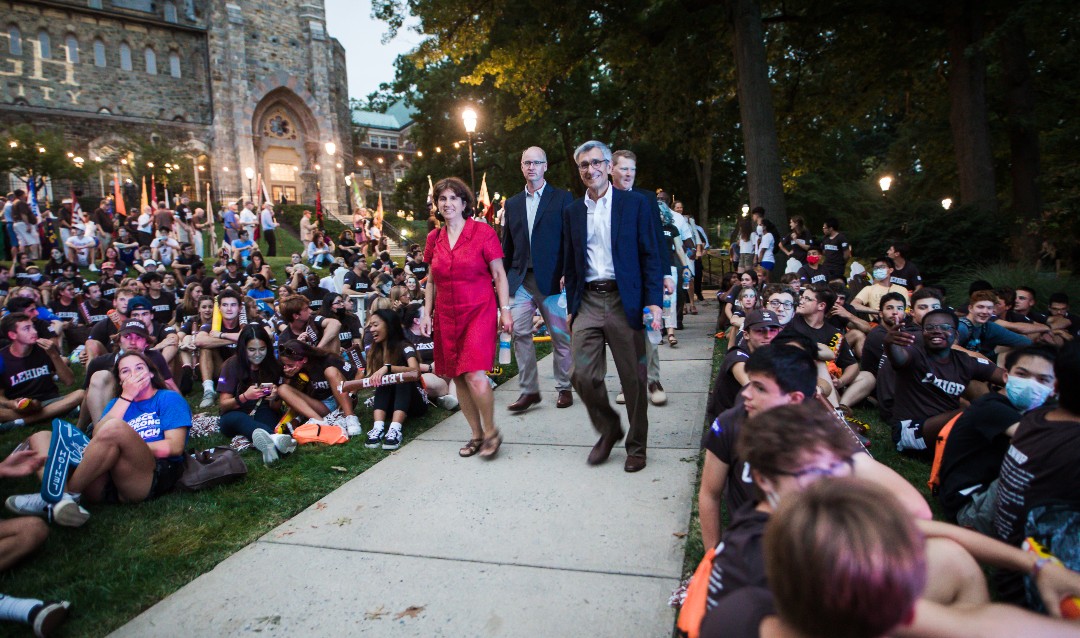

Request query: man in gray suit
[{"left": 501, "top": 146, "right": 575, "bottom": 411}]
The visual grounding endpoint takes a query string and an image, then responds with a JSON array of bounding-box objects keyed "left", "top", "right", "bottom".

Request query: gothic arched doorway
[{"left": 251, "top": 88, "right": 320, "bottom": 205}]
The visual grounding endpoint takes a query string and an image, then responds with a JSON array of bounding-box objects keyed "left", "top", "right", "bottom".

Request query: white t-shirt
[
  {"left": 758, "top": 232, "right": 776, "bottom": 263},
  {"left": 137, "top": 214, "right": 152, "bottom": 233},
  {"left": 239, "top": 210, "right": 258, "bottom": 232},
  {"left": 151, "top": 236, "right": 179, "bottom": 265},
  {"left": 66, "top": 235, "right": 96, "bottom": 261}
]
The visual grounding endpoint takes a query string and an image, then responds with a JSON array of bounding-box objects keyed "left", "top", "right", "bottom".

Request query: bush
[{"left": 936, "top": 262, "right": 1080, "bottom": 311}]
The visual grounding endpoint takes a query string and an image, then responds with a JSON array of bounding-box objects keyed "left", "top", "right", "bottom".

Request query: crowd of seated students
[{"left": 699, "top": 237, "right": 1080, "bottom": 636}]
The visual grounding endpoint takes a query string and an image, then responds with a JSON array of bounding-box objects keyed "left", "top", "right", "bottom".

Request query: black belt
[{"left": 585, "top": 279, "right": 618, "bottom": 292}]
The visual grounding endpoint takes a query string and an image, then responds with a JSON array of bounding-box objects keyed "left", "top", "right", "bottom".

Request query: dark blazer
[
  {"left": 562, "top": 187, "right": 664, "bottom": 329},
  {"left": 630, "top": 186, "right": 672, "bottom": 272},
  {"left": 502, "top": 183, "right": 574, "bottom": 297}
]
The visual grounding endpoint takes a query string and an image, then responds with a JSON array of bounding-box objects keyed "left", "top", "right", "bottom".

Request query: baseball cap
[
  {"left": 144, "top": 260, "right": 158, "bottom": 268},
  {"left": 118, "top": 319, "right": 150, "bottom": 339},
  {"left": 745, "top": 309, "right": 782, "bottom": 331},
  {"left": 127, "top": 296, "right": 153, "bottom": 313},
  {"left": 100, "top": 261, "right": 116, "bottom": 269},
  {"left": 227, "top": 258, "right": 238, "bottom": 265}
]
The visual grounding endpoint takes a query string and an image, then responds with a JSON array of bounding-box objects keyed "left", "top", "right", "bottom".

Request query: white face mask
[
  {"left": 873, "top": 268, "right": 889, "bottom": 281},
  {"left": 1005, "top": 376, "right": 1053, "bottom": 412},
  {"left": 756, "top": 225, "right": 764, "bottom": 234}
]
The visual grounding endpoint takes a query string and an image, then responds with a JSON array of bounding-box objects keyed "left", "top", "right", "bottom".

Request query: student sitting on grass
[
  {"left": 359, "top": 309, "right": 427, "bottom": 450},
  {"left": 6, "top": 351, "right": 190, "bottom": 525},
  {"left": 276, "top": 339, "right": 361, "bottom": 438},
  {"left": 0, "top": 312, "right": 85, "bottom": 432}
]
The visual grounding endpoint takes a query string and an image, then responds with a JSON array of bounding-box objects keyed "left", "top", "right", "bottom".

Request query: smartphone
[{"left": 260, "top": 383, "right": 274, "bottom": 394}]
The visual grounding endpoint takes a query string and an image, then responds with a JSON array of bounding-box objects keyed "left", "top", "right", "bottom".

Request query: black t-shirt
[
  {"left": 781, "top": 230, "right": 814, "bottom": 264},
  {"left": 89, "top": 317, "right": 176, "bottom": 347},
  {"left": 342, "top": 270, "right": 370, "bottom": 295},
  {"left": 175, "top": 304, "right": 198, "bottom": 327},
  {"left": 937, "top": 393, "right": 1021, "bottom": 520},
  {"left": 147, "top": 292, "right": 177, "bottom": 326},
  {"left": 701, "top": 405, "right": 754, "bottom": 516},
  {"left": 198, "top": 321, "right": 242, "bottom": 352},
  {"left": 891, "top": 347, "right": 995, "bottom": 423},
  {"left": 662, "top": 222, "right": 681, "bottom": 269},
  {"left": 796, "top": 265, "right": 828, "bottom": 286},
  {"left": 783, "top": 316, "right": 857, "bottom": 370},
  {"left": 50, "top": 299, "right": 82, "bottom": 326},
  {"left": 220, "top": 271, "right": 245, "bottom": 289},
  {"left": 705, "top": 502, "right": 769, "bottom": 612},
  {"left": 331, "top": 312, "right": 363, "bottom": 350},
  {"left": 708, "top": 346, "right": 750, "bottom": 424},
  {"left": 860, "top": 325, "right": 888, "bottom": 374},
  {"left": 993, "top": 407, "right": 1080, "bottom": 603},
  {"left": 890, "top": 261, "right": 922, "bottom": 290},
  {"left": 405, "top": 330, "right": 435, "bottom": 364},
  {"left": 408, "top": 261, "right": 429, "bottom": 280},
  {"left": 303, "top": 355, "right": 353, "bottom": 400},
  {"left": 216, "top": 354, "right": 277, "bottom": 413},
  {"left": 82, "top": 299, "right": 113, "bottom": 325},
  {"left": 303, "top": 286, "right": 325, "bottom": 312},
  {"left": 173, "top": 254, "right": 202, "bottom": 274},
  {"left": 819, "top": 232, "right": 849, "bottom": 278},
  {"left": 0, "top": 345, "right": 58, "bottom": 401},
  {"left": 1006, "top": 309, "right": 1049, "bottom": 325},
  {"left": 700, "top": 587, "right": 774, "bottom": 638},
  {"left": 83, "top": 349, "right": 173, "bottom": 388},
  {"left": 99, "top": 276, "right": 121, "bottom": 301}
]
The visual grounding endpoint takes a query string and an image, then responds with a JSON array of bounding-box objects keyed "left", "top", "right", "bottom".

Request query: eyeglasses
[
  {"left": 924, "top": 323, "right": 956, "bottom": 333},
  {"left": 577, "top": 158, "right": 610, "bottom": 172},
  {"left": 768, "top": 300, "right": 794, "bottom": 310},
  {"left": 521, "top": 160, "right": 546, "bottom": 168},
  {"left": 799, "top": 294, "right": 818, "bottom": 302},
  {"left": 775, "top": 456, "right": 854, "bottom": 487}
]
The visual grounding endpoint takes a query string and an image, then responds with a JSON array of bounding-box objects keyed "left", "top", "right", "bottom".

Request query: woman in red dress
[{"left": 421, "top": 177, "right": 513, "bottom": 458}]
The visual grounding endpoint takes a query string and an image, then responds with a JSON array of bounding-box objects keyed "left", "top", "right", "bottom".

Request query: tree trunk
[
  {"left": 729, "top": 0, "right": 786, "bottom": 228},
  {"left": 692, "top": 142, "right": 713, "bottom": 229},
  {"left": 945, "top": 0, "right": 998, "bottom": 214},
  {"left": 1001, "top": 22, "right": 1042, "bottom": 264}
]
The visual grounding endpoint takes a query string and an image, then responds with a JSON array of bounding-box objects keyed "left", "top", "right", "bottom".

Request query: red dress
[{"left": 424, "top": 219, "right": 504, "bottom": 378}]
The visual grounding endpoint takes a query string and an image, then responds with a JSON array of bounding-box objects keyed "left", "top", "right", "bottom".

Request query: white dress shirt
[
  {"left": 525, "top": 181, "right": 546, "bottom": 247},
  {"left": 584, "top": 185, "right": 615, "bottom": 282}
]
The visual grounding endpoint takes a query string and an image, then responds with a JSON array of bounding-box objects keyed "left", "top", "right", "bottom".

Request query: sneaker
[
  {"left": 435, "top": 394, "right": 459, "bottom": 411},
  {"left": 649, "top": 382, "right": 667, "bottom": 406},
  {"left": 382, "top": 425, "right": 402, "bottom": 450},
  {"left": 199, "top": 388, "right": 217, "bottom": 409},
  {"left": 365, "top": 423, "right": 385, "bottom": 448},
  {"left": 344, "top": 415, "right": 362, "bottom": 438},
  {"left": 363, "top": 395, "right": 376, "bottom": 409},
  {"left": 29, "top": 600, "right": 70, "bottom": 638},
  {"left": 88, "top": 263, "right": 99, "bottom": 272},
  {"left": 251, "top": 429, "right": 280, "bottom": 465},
  {"left": 6, "top": 494, "right": 89, "bottom": 527},
  {"left": 270, "top": 433, "right": 297, "bottom": 457},
  {"left": 615, "top": 392, "right": 626, "bottom": 404},
  {"left": 896, "top": 420, "right": 927, "bottom": 452}
]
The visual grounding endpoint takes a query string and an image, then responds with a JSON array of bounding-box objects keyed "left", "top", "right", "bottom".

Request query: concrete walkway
[{"left": 112, "top": 306, "right": 716, "bottom": 637}]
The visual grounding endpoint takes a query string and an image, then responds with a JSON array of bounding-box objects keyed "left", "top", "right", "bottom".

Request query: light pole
[
  {"left": 878, "top": 176, "right": 893, "bottom": 195},
  {"left": 941, "top": 198, "right": 953, "bottom": 211},
  {"left": 244, "top": 167, "right": 255, "bottom": 204},
  {"left": 462, "top": 107, "right": 477, "bottom": 194}
]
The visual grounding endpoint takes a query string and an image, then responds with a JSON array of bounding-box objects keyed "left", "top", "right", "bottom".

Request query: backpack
[
  {"left": 927, "top": 411, "right": 964, "bottom": 495},
  {"left": 676, "top": 546, "right": 716, "bottom": 638},
  {"left": 292, "top": 421, "right": 348, "bottom": 446}
]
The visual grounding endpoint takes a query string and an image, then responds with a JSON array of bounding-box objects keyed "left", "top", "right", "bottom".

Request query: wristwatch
[{"left": 385, "top": 363, "right": 392, "bottom": 373}]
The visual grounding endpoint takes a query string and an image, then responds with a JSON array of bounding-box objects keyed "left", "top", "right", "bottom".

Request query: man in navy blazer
[
  {"left": 562, "top": 140, "right": 664, "bottom": 472},
  {"left": 501, "top": 146, "right": 575, "bottom": 411}
]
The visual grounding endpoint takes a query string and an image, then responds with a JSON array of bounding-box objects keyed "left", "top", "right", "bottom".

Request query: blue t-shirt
[
  {"left": 246, "top": 288, "right": 274, "bottom": 301},
  {"left": 223, "top": 209, "right": 237, "bottom": 230},
  {"left": 103, "top": 390, "right": 191, "bottom": 461},
  {"left": 232, "top": 238, "right": 254, "bottom": 264}
]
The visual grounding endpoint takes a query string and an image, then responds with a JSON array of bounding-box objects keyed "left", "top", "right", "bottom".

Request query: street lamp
[
  {"left": 879, "top": 176, "right": 893, "bottom": 194},
  {"left": 325, "top": 141, "right": 336, "bottom": 157},
  {"left": 941, "top": 198, "right": 953, "bottom": 211},
  {"left": 462, "top": 107, "right": 477, "bottom": 194},
  {"left": 244, "top": 167, "right": 255, "bottom": 203},
  {"left": 741, "top": 204, "right": 750, "bottom": 217}
]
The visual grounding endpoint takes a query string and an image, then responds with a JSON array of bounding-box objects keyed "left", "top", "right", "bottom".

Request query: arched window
[
  {"left": 65, "top": 34, "right": 78, "bottom": 63},
  {"left": 119, "top": 42, "right": 132, "bottom": 70},
  {"left": 164, "top": 1, "right": 178, "bottom": 23},
  {"left": 93, "top": 39, "right": 106, "bottom": 66},
  {"left": 7, "top": 25, "right": 21, "bottom": 55},
  {"left": 168, "top": 52, "right": 181, "bottom": 78},
  {"left": 37, "top": 30, "right": 51, "bottom": 58},
  {"left": 144, "top": 47, "right": 156, "bottom": 75}
]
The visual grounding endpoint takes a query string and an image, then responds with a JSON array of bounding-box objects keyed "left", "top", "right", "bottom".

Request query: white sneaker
[
  {"left": 344, "top": 415, "right": 362, "bottom": 438},
  {"left": 615, "top": 393, "right": 626, "bottom": 405},
  {"left": 270, "top": 433, "right": 297, "bottom": 457},
  {"left": 199, "top": 389, "right": 217, "bottom": 409},
  {"left": 252, "top": 429, "right": 280, "bottom": 465},
  {"left": 435, "top": 394, "right": 459, "bottom": 411},
  {"left": 896, "top": 420, "right": 927, "bottom": 452},
  {"left": 364, "top": 423, "right": 385, "bottom": 448},
  {"left": 88, "top": 263, "right": 99, "bottom": 272},
  {"left": 6, "top": 493, "right": 90, "bottom": 527}
]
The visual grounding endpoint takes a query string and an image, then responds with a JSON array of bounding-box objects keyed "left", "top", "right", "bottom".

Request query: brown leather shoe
[
  {"left": 587, "top": 430, "right": 624, "bottom": 466},
  {"left": 507, "top": 393, "right": 541, "bottom": 412},
  {"left": 556, "top": 390, "right": 573, "bottom": 408},
  {"left": 624, "top": 455, "right": 647, "bottom": 472}
]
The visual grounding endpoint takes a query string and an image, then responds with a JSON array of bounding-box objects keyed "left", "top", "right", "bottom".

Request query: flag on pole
[
  {"left": 27, "top": 178, "right": 40, "bottom": 219},
  {"left": 164, "top": 187, "right": 171, "bottom": 210},
  {"left": 351, "top": 177, "right": 363, "bottom": 211},
  {"left": 150, "top": 174, "right": 156, "bottom": 208},
  {"left": 140, "top": 176, "right": 149, "bottom": 212},
  {"left": 260, "top": 174, "right": 271, "bottom": 205},
  {"left": 206, "top": 182, "right": 217, "bottom": 252},
  {"left": 426, "top": 175, "right": 434, "bottom": 208},
  {"left": 315, "top": 187, "right": 324, "bottom": 230},
  {"left": 113, "top": 171, "right": 126, "bottom": 219},
  {"left": 375, "top": 192, "right": 384, "bottom": 229},
  {"left": 477, "top": 173, "right": 490, "bottom": 210}
]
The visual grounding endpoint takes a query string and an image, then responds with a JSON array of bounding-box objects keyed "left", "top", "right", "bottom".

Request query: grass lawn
[{"left": 0, "top": 220, "right": 526, "bottom": 636}]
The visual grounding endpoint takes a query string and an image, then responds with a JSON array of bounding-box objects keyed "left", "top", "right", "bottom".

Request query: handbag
[{"left": 176, "top": 446, "right": 248, "bottom": 492}]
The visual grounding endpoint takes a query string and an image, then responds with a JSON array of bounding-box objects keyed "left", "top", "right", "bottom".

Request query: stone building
[
  {"left": 0, "top": 0, "right": 351, "bottom": 210},
  {"left": 351, "top": 100, "right": 415, "bottom": 211}
]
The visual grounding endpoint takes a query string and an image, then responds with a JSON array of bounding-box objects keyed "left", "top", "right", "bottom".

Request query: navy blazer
[
  {"left": 562, "top": 187, "right": 664, "bottom": 329},
  {"left": 502, "top": 183, "right": 574, "bottom": 297},
  {"left": 630, "top": 186, "right": 672, "bottom": 273}
]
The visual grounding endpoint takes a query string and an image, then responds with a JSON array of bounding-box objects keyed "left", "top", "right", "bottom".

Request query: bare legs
[{"left": 453, "top": 370, "right": 496, "bottom": 442}]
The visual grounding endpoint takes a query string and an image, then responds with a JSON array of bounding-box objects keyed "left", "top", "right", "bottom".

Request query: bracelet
[{"left": 119, "top": 395, "right": 135, "bottom": 402}]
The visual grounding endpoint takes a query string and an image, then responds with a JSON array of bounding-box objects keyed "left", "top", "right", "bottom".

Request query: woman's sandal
[
  {"left": 478, "top": 430, "right": 503, "bottom": 459},
  {"left": 667, "top": 334, "right": 678, "bottom": 347},
  {"left": 459, "top": 438, "right": 483, "bottom": 458}
]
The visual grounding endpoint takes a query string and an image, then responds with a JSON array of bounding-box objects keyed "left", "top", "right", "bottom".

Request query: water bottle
[
  {"left": 498, "top": 331, "right": 512, "bottom": 365},
  {"left": 557, "top": 290, "right": 567, "bottom": 310},
  {"left": 662, "top": 290, "right": 674, "bottom": 323},
  {"left": 682, "top": 267, "right": 691, "bottom": 290},
  {"left": 644, "top": 310, "right": 661, "bottom": 345}
]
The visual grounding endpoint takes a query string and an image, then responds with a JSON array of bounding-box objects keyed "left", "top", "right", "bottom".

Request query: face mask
[
  {"left": 756, "top": 225, "right": 764, "bottom": 234},
  {"left": 247, "top": 346, "right": 267, "bottom": 365},
  {"left": 807, "top": 255, "right": 821, "bottom": 265},
  {"left": 1005, "top": 376, "right": 1053, "bottom": 412},
  {"left": 873, "top": 268, "right": 888, "bottom": 281}
]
